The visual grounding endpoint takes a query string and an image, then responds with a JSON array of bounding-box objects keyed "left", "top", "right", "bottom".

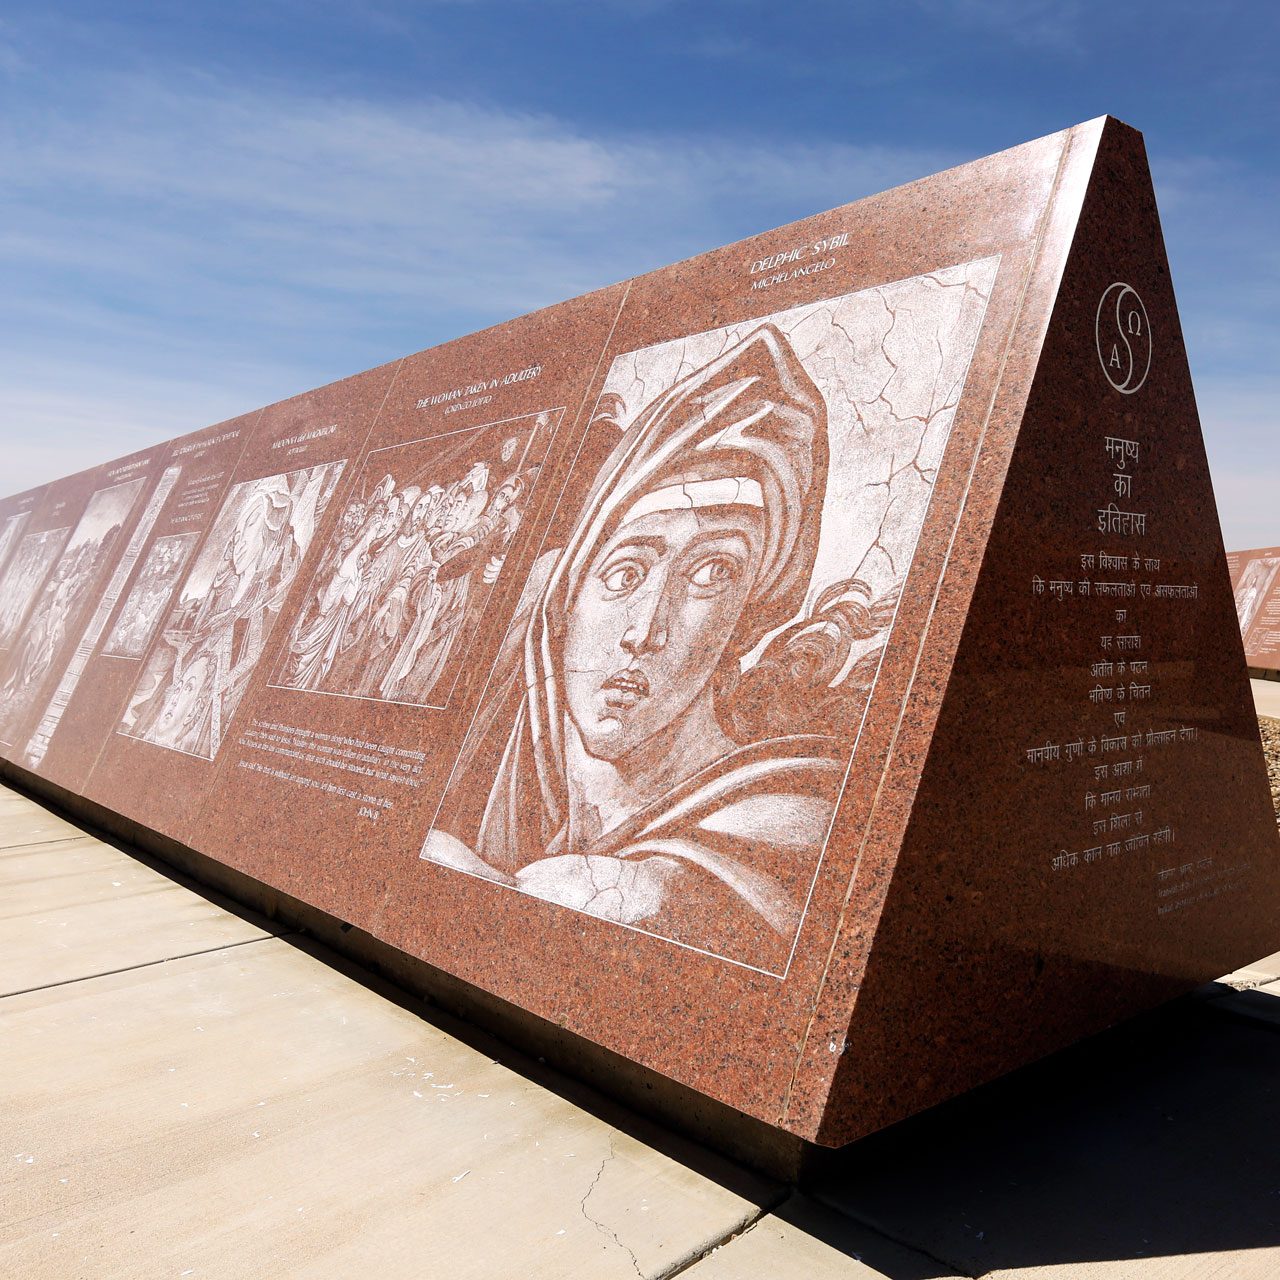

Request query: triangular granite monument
[{"left": 1, "top": 116, "right": 1276, "bottom": 1153}]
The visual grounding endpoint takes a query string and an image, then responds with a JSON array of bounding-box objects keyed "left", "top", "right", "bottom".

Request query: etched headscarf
[{"left": 474, "top": 323, "right": 829, "bottom": 870}]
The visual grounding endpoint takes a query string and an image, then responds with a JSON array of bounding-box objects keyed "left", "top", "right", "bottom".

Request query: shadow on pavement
[{"left": 800, "top": 985, "right": 1280, "bottom": 1277}]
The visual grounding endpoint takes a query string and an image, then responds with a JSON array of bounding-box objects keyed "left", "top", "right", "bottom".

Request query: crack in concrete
[{"left": 579, "top": 1135, "right": 646, "bottom": 1279}]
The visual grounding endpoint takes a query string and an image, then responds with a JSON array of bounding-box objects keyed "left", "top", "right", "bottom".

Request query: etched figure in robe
[
  {"left": 359, "top": 485, "right": 449, "bottom": 696},
  {"left": 0, "top": 513, "right": 31, "bottom": 585},
  {"left": 104, "top": 535, "right": 197, "bottom": 659},
  {"left": 124, "top": 462, "right": 343, "bottom": 758},
  {"left": 284, "top": 486, "right": 414, "bottom": 691},
  {"left": 377, "top": 466, "right": 521, "bottom": 704},
  {"left": 450, "top": 468, "right": 534, "bottom": 589},
  {"left": 0, "top": 555, "right": 87, "bottom": 709},
  {"left": 0, "top": 530, "right": 74, "bottom": 651},
  {"left": 192, "top": 479, "right": 296, "bottom": 638},
  {"left": 0, "top": 525, "right": 122, "bottom": 727},
  {"left": 320, "top": 489, "right": 415, "bottom": 693},
  {"left": 423, "top": 325, "right": 897, "bottom": 968},
  {"left": 376, "top": 489, "right": 468, "bottom": 701}
]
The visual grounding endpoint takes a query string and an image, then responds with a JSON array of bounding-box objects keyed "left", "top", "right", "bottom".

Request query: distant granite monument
[
  {"left": 1227, "top": 546, "right": 1280, "bottom": 673},
  {"left": 1, "top": 116, "right": 1277, "bottom": 1150}
]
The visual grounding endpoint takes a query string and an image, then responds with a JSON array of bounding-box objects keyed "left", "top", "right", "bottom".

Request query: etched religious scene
[
  {"left": 0, "top": 478, "right": 145, "bottom": 737},
  {"left": 273, "top": 411, "right": 556, "bottom": 709},
  {"left": 422, "top": 260, "right": 999, "bottom": 971},
  {"left": 118, "top": 462, "right": 345, "bottom": 759},
  {"left": 102, "top": 533, "right": 201, "bottom": 659},
  {"left": 0, "top": 527, "right": 71, "bottom": 651},
  {"left": 0, "top": 510, "right": 33, "bottom": 580}
]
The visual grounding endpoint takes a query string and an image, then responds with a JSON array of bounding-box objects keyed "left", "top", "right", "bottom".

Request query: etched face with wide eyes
[
  {"left": 561, "top": 504, "right": 763, "bottom": 762},
  {"left": 155, "top": 657, "right": 212, "bottom": 742}
]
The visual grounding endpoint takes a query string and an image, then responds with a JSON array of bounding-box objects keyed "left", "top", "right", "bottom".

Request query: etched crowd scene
[
  {"left": 102, "top": 533, "right": 199, "bottom": 660},
  {"left": 274, "top": 411, "right": 552, "bottom": 709}
]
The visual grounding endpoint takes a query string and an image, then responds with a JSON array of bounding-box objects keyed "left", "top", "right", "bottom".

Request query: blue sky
[{"left": 1, "top": 1, "right": 1276, "bottom": 546}]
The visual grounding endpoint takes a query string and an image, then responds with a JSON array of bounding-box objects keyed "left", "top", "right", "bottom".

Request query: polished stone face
[
  {"left": 2, "top": 115, "right": 1278, "bottom": 1148},
  {"left": 1227, "top": 546, "right": 1280, "bottom": 671}
]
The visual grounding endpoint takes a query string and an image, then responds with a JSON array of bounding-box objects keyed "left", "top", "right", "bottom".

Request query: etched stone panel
[
  {"left": 117, "top": 461, "right": 346, "bottom": 760},
  {"left": 272, "top": 409, "right": 559, "bottom": 711},
  {"left": 0, "top": 527, "right": 69, "bottom": 653},
  {"left": 1228, "top": 546, "right": 1280, "bottom": 671},
  {"left": 101, "top": 533, "right": 201, "bottom": 660},
  {"left": 0, "top": 470, "right": 152, "bottom": 749},
  {"left": 422, "top": 262, "right": 998, "bottom": 973}
]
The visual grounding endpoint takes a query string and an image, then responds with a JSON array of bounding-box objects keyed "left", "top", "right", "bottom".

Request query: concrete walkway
[
  {"left": 4, "top": 781, "right": 1280, "bottom": 1278},
  {"left": 1253, "top": 676, "right": 1280, "bottom": 721}
]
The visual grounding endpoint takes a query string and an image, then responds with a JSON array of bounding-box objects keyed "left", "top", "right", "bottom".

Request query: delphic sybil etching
[
  {"left": 272, "top": 411, "right": 556, "bottom": 708},
  {"left": 1234, "top": 555, "right": 1280, "bottom": 641},
  {"left": 118, "top": 462, "right": 345, "bottom": 759},
  {"left": 0, "top": 479, "right": 145, "bottom": 736},
  {"left": 102, "top": 533, "right": 200, "bottom": 659},
  {"left": 0, "top": 527, "right": 71, "bottom": 652},
  {"left": 423, "top": 259, "right": 998, "bottom": 971}
]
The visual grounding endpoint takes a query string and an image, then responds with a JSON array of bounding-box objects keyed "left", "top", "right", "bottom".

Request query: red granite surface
[
  {"left": 0, "top": 448, "right": 172, "bottom": 762},
  {"left": 1226, "top": 547, "right": 1280, "bottom": 671},
  {"left": 83, "top": 368, "right": 395, "bottom": 845},
  {"left": 3, "top": 116, "right": 1276, "bottom": 1145},
  {"left": 32, "top": 415, "right": 257, "bottom": 792},
  {"left": 799, "top": 120, "right": 1280, "bottom": 1143},
  {"left": 198, "top": 289, "right": 627, "bottom": 925}
]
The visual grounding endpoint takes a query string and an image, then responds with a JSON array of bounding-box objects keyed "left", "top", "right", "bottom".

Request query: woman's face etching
[
  {"left": 154, "top": 657, "right": 212, "bottom": 744},
  {"left": 562, "top": 503, "right": 763, "bottom": 762},
  {"left": 230, "top": 496, "right": 269, "bottom": 571}
]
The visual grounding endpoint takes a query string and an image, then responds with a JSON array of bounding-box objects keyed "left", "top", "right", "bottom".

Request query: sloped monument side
[
  {"left": 795, "top": 117, "right": 1280, "bottom": 1145},
  {"left": 0, "top": 116, "right": 1275, "bottom": 1150}
]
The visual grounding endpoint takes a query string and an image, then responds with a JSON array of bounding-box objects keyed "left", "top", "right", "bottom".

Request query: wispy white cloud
[
  {"left": 0, "top": 52, "right": 1274, "bottom": 556},
  {"left": 0, "top": 359, "right": 256, "bottom": 487},
  {"left": 0, "top": 66, "right": 951, "bottom": 490},
  {"left": 2, "top": 72, "right": 946, "bottom": 303}
]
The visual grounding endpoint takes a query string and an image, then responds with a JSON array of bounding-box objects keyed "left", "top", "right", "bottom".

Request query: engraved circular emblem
[{"left": 1095, "top": 282, "right": 1151, "bottom": 394}]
